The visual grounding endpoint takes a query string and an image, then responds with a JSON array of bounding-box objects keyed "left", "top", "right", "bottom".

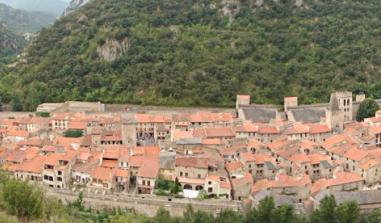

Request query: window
[
  {"left": 58, "top": 171, "right": 62, "bottom": 175},
  {"left": 208, "top": 188, "right": 213, "bottom": 193},
  {"left": 57, "top": 177, "right": 62, "bottom": 182},
  {"left": 180, "top": 172, "right": 183, "bottom": 177},
  {"left": 185, "top": 173, "right": 188, "bottom": 177},
  {"left": 197, "top": 174, "right": 201, "bottom": 179},
  {"left": 147, "top": 181, "right": 150, "bottom": 186},
  {"left": 142, "top": 180, "right": 146, "bottom": 185}
]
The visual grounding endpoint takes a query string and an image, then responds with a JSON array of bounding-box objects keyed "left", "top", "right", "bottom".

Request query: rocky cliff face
[
  {"left": 0, "top": 23, "right": 24, "bottom": 57},
  {"left": 63, "top": 0, "right": 91, "bottom": 15},
  {"left": 96, "top": 38, "right": 130, "bottom": 62}
]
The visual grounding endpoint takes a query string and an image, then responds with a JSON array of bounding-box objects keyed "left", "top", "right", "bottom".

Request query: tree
[
  {"left": 64, "top": 130, "right": 84, "bottom": 138},
  {"left": 11, "top": 95, "right": 22, "bottom": 112},
  {"left": 215, "top": 209, "right": 242, "bottom": 223},
  {"left": 356, "top": 98, "right": 380, "bottom": 121},
  {"left": 153, "top": 207, "right": 171, "bottom": 223},
  {"left": 271, "top": 205, "right": 300, "bottom": 223},
  {"left": 310, "top": 195, "right": 337, "bottom": 223},
  {"left": 2, "top": 179, "right": 44, "bottom": 223},
  {"left": 365, "top": 210, "right": 381, "bottom": 223},
  {"left": 336, "top": 201, "right": 359, "bottom": 223},
  {"left": 245, "top": 196, "right": 275, "bottom": 223}
]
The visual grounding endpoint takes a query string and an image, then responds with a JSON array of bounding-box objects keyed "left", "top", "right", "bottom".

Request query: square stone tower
[
  {"left": 236, "top": 95, "right": 250, "bottom": 109},
  {"left": 284, "top": 97, "right": 298, "bottom": 112}
]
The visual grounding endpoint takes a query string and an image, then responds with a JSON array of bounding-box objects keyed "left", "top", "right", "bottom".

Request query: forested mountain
[
  {"left": 0, "top": 0, "right": 69, "bottom": 17},
  {"left": 0, "top": 23, "right": 24, "bottom": 59},
  {"left": 0, "top": 3, "right": 55, "bottom": 34},
  {"left": 3, "top": 0, "right": 381, "bottom": 110}
]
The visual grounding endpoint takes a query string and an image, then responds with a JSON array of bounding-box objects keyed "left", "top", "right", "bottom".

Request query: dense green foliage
[
  {"left": 64, "top": 129, "right": 84, "bottom": 137},
  {"left": 3, "top": 0, "right": 381, "bottom": 110},
  {"left": 2, "top": 179, "right": 44, "bottom": 222},
  {"left": 155, "top": 178, "right": 182, "bottom": 196},
  {"left": 356, "top": 98, "right": 380, "bottom": 121},
  {"left": 0, "top": 3, "right": 55, "bottom": 34},
  {"left": 36, "top": 111, "right": 50, "bottom": 117}
]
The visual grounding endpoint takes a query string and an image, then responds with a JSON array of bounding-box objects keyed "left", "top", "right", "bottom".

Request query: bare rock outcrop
[{"left": 96, "top": 38, "right": 130, "bottom": 62}]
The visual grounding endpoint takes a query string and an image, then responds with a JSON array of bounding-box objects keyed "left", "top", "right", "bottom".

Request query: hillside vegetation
[
  {"left": 3, "top": 0, "right": 381, "bottom": 110},
  {"left": 0, "top": 24, "right": 25, "bottom": 60}
]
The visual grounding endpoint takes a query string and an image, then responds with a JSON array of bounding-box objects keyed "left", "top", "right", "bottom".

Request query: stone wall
[{"left": 45, "top": 188, "right": 242, "bottom": 217}]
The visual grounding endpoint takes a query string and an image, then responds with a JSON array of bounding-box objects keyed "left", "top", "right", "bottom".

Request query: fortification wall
[{"left": 45, "top": 189, "right": 242, "bottom": 217}]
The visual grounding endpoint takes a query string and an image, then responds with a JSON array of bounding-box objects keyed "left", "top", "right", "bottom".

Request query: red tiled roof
[
  {"left": 135, "top": 114, "right": 171, "bottom": 123},
  {"left": 137, "top": 157, "right": 159, "bottom": 178},
  {"left": 92, "top": 166, "right": 113, "bottom": 181},
  {"left": 175, "top": 157, "right": 209, "bottom": 169}
]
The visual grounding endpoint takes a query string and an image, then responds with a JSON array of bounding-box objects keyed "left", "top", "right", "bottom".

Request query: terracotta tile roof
[
  {"left": 365, "top": 116, "right": 381, "bottom": 124},
  {"left": 252, "top": 179, "right": 271, "bottom": 195},
  {"left": 308, "top": 153, "right": 330, "bottom": 165},
  {"left": 135, "top": 114, "right": 171, "bottom": 123},
  {"left": 68, "top": 121, "right": 87, "bottom": 130},
  {"left": 235, "top": 121, "right": 258, "bottom": 133},
  {"left": 204, "top": 127, "right": 235, "bottom": 138},
  {"left": 188, "top": 112, "right": 234, "bottom": 123},
  {"left": 175, "top": 157, "right": 209, "bottom": 169},
  {"left": 14, "top": 156, "right": 45, "bottom": 174},
  {"left": 344, "top": 148, "right": 368, "bottom": 161},
  {"left": 6, "top": 147, "right": 39, "bottom": 163},
  {"left": 221, "top": 145, "right": 247, "bottom": 156},
  {"left": 307, "top": 124, "right": 331, "bottom": 134},
  {"left": 272, "top": 174, "right": 311, "bottom": 188},
  {"left": 7, "top": 129, "right": 29, "bottom": 138},
  {"left": 44, "top": 151, "right": 77, "bottom": 166},
  {"left": 129, "top": 156, "right": 143, "bottom": 168},
  {"left": 101, "top": 160, "right": 118, "bottom": 168},
  {"left": 202, "top": 138, "right": 222, "bottom": 145},
  {"left": 231, "top": 172, "right": 253, "bottom": 187},
  {"left": 137, "top": 157, "right": 159, "bottom": 178},
  {"left": 284, "top": 123, "right": 309, "bottom": 135},
  {"left": 51, "top": 113, "right": 70, "bottom": 120},
  {"left": 130, "top": 146, "right": 160, "bottom": 156},
  {"left": 53, "top": 136, "right": 84, "bottom": 147},
  {"left": 225, "top": 161, "right": 244, "bottom": 173},
  {"left": 257, "top": 124, "right": 278, "bottom": 134},
  {"left": 311, "top": 171, "right": 363, "bottom": 195},
  {"left": 300, "top": 140, "right": 317, "bottom": 149},
  {"left": 178, "top": 177, "right": 205, "bottom": 185},
  {"left": 321, "top": 134, "right": 353, "bottom": 151},
  {"left": 206, "top": 174, "right": 231, "bottom": 189},
  {"left": 92, "top": 166, "right": 114, "bottom": 181},
  {"left": 103, "top": 148, "right": 120, "bottom": 160},
  {"left": 370, "top": 126, "right": 381, "bottom": 135},
  {"left": 289, "top": 153, "right": 310, "bottom": 164},
  {"left": 240, "top": 152, "right": 273, "bottom": 165},
  {"left": 114, "top": 168, "right": 129, "bottom": 178},
  {"left": 248, "top": 139, "right": 264, "bottom": 148},
  {"left": 267, "top": 138, "right": 289, "bottom": 151},
  {"left": 358, "top": 158, "right": 379, "bottom": 170},
  {"left": 173, "top": 130, "right": 194, "bottom": 141}
]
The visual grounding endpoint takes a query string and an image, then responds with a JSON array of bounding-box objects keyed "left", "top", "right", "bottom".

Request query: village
[{"left": 1, "top": 92, "right": 381, "bottom": 214}]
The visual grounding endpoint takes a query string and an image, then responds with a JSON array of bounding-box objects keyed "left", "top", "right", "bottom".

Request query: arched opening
[
  {"left": 184, "top": 184, "right": 192, "bottom": 190},
  {"left": 195, "top": 185, "right": 203, "bottom": 191}
]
